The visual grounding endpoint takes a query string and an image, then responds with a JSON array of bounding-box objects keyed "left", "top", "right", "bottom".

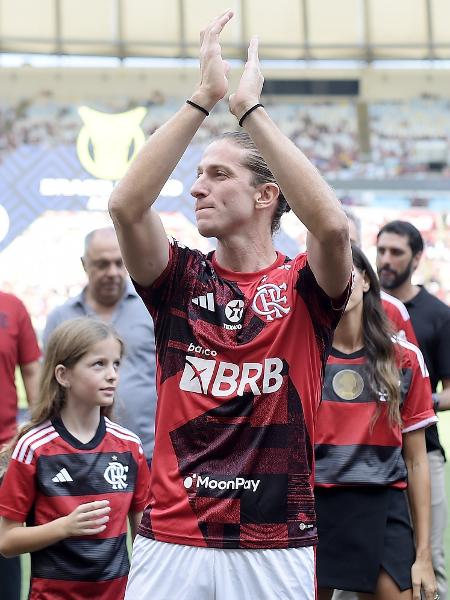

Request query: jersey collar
[
  {"left": 211, "top": 251, "right": 286, "bottom": 283},
  {"left": 331, "top": 347, "right": 365, "bottom": 359},
  {"left": 52, "top": 415, "right": 106, "bottom": 450}
]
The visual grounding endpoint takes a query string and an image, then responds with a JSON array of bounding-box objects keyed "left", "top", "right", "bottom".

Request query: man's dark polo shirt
[{"left": 405, "top": 286, "right": 450, "bottom": 457}]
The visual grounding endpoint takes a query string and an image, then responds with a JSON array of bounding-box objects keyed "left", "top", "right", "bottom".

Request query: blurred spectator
[
  {"left": 42, "top": 227, "right": 157, "bottom": 464},
  {"left": 0, "top": 290, "right": 41, "bottom": 600}
]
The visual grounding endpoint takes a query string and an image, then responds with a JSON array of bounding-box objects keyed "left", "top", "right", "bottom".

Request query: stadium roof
[{"left": 0, "top": 0, "right": 449, "bottom": 63}]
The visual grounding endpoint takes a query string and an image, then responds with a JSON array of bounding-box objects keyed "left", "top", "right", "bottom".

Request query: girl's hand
[
  {"left": 229, "top": 36, "right": 264, "bottom": 121},
  {"left": 411, "top": 556, "right": 438, "bottom": 600},
  {"left": 62, "top": 500, "right": 111, "bottom": 536},
  {"left": 191, "top": 10, "right": 234, "bottom": 110}
]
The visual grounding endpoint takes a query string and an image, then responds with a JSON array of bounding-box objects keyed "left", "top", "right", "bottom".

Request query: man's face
[
  {"left": 190, "top": 140, "right": 261, "bottom": 239},
  {"left": 344, "top": 266, "right": 369, "bottom": 314},
  {"left": 376, "top": 232, "right": 420, "bottom": 290},
  {"left": 82, "top": 233, "right": 126, "bottom": 306}
]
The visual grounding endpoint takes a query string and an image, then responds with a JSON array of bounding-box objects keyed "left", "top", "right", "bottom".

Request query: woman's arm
[
  {"left": 403, "top": 428, "right": 437, "bottom": 600},
  {"left": 128, "top": 511, "right": 143, "bottom": 541},
  {"left": 0, "top": 500, "right": 110, "bottom": 558}
]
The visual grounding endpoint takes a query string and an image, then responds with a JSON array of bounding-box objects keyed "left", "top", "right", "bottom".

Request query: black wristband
[
  {"left": 186, "top": 100, "right": 209, "bottom": 117},
  {"left": 238, "top": 103, "right": 264, "bottom": 127}
]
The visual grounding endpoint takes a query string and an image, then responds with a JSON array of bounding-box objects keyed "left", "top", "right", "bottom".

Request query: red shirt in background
[
  {"left": 0, "top": 291, "right": 41, "bottom": 445},
  {"left": 381, "top": 290, "right": 418, "bottom": 345}
]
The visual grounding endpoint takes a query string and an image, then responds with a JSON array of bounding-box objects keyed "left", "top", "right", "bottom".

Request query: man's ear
[
  {"left": 412, "top": 251, "right": 422, "bottom": 272},
  {"left": 81, "top": 256, "right": 87, "bottom": 273},
  {"left": 254, "top": 183, "right": 279, "bottom": 210},
  {"left": 55, "top": 364, "right": 70, "bottom": 388},
  {"left": 362, "top": 272, "right": 370, "bottom": 293}
]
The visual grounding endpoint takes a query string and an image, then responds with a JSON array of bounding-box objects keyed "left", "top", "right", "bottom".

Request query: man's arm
[
  {"left": 434, "top": 314, "right": 450, "bottom": 411},
  {"left": 19, "top": 360, "right": 40, "bottom": 407},
  {"left": 229, "top": 39, "right": 351, "bottom": 298},
  {"left": 109, "top": 10, "right": 234, "bottom": 287},
  {"left": 433, "top": 379, "right": 450, "bottom": 412}
]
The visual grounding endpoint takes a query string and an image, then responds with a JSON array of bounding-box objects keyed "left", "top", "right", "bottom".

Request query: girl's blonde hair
[{"left": 0, "top": 317, "right": 124, "bottom": 475}]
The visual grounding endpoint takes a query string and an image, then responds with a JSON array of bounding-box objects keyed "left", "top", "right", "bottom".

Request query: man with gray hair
[{"left": 43, "top": 227, "right": 157, "bottom": 463}]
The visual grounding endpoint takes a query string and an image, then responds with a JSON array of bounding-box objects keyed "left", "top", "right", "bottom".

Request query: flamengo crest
[
  {"left": 252, "top": 282, "right": 291, "bottom": 321},
  {"left": 103, "top": 456, "right": 129, "bottom": 490}
]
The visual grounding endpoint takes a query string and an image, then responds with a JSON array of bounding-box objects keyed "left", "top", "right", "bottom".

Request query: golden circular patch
[{"left": 332, "top": 369, "right": 365, "bottom": 400}]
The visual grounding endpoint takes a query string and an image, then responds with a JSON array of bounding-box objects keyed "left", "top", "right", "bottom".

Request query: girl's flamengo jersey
[
  {"left": 132, "top": 239, "right": 352, "bottom": 550},
  {"left": 0, "top": 416, "right": 150, "bottom": 600},
  {"left": 315, "top": 339, "right": 437, "bottom": 489}
]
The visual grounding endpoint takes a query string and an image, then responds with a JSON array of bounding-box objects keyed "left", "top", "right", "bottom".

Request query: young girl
[
  {"left": 314, "top": 245, "right": 437, "bottom": 600},
  {"left": 0, "top": 317, "right": 150, "bottom": 600}
]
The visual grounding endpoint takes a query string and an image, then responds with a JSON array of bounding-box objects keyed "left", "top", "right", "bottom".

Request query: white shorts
[{"left": 125, "top": 535, "right": 315, "bottom": 600}]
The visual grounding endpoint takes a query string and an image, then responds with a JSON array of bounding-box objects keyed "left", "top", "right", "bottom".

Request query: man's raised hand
[
  {"left": 229, "top": 36, "right": 264, "bottom": 121},
  {"left": 191, "top": 10, "right": 234, "bottom": 111}
]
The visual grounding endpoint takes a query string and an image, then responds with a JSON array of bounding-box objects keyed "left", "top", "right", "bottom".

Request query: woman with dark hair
[{"left": 315, "top": 245, "right": 438, "bottom": 600}]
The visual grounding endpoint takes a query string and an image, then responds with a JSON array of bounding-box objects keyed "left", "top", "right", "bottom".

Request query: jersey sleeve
[
  {"left": 130, "top": 447, "right": 151, "bottom": 512},
  {"left": 401, "top": 318, "right": 418, "bottom": 346},
  {"left": 401, "top": 345, "right": 437, "bottom": 433},
  {"left": 381, "top": 295, "right": 418, "bottom": 345},
  {"left": 16, "top": 299, "right": 41, "bottom": 365},
  {"left": 131, "top": 239, "right": 201, "bottom": 320},
  {"left": 0, "top": 454, "right": 37, "bottom": 522}
]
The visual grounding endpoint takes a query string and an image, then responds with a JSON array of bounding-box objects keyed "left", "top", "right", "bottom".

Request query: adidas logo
[
  {"left": 192, "top": 293, "right": 214, "bottom": 312},
  {"left": 52, "top": 468, "right": 73, "bottom": 483}
]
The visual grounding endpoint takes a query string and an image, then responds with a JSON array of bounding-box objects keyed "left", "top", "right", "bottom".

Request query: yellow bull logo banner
[{"left": 77, "top": 106, "right": 147, "bottom": 180}]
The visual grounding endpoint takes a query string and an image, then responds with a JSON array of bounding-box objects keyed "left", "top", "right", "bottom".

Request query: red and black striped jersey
[
  {"left": 132, "top": 239, "right": 351, "bottom": 549},
  {"left": 0, "top": 416, "right": 150, "bottom": 600},
  {"left": 315, "top": 338, "right": 436, "bottom": 489},
  {"left": 381, "top": 290, "right": 418, "bottom": 345}
]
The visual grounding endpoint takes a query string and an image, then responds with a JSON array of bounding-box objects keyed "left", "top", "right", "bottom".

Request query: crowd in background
[
  {"left": 0, "top": 92, "right": 449, "bottom": 333},
  {"left": 1, "top": 92, "right": 450, "bottom": 177}
]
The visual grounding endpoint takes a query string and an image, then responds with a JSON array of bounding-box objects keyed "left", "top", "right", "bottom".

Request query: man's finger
[
  {"left": 207, "top": 10, "right": 234, "bottom": 38},
  {"left": 217, "top": 9, "right": 234, "bottom": 25},
  {"left": 202, "top": 10, "right": 233, "bottom": 39},
  {"left": 248, "top": 36, "right": 259, "bottom": 63}
]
